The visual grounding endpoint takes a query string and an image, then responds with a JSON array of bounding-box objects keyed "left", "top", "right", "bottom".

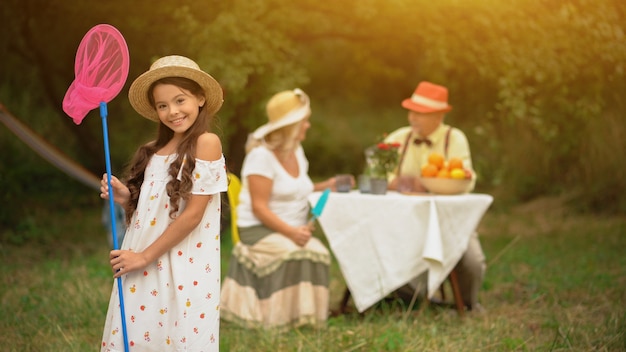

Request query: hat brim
[
  {"left": 128, "top": 66, "right": 223, "bottom": 121},
  {"left": 251, "top": 105, "right": 310, "bottom": 140},
  {"left": 401, "top": 99, "right": 452, "bottom": 113}
]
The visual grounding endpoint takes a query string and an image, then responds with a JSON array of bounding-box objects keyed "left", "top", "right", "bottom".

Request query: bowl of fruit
[{"left": 418, "top": 154, "right": 473, "bottom": 195}]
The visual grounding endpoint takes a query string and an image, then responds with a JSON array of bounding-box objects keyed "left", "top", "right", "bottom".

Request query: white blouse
[{"left": 236, "top": 145, "right": 314, "bottom": 228}]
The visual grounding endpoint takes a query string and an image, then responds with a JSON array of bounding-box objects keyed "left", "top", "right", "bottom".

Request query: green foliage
[
  {"left": 425, "top": 0, "right": 626, "bottom": 208},
  {"left": 1, "top": 0, "right": 626, "bottom": 225},
  {"left": 0, "top": 82, "right": 101, "bottom": 236}
]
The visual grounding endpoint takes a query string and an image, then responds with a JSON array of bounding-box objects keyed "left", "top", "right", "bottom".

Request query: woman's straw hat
[
  {"left": 128, "top": 55, "right": 223, "bottom": 121},
  {"left": 251, "top": 88, "right": 310, "bottom": 139},
  {"left": 401, "top": 81, "right": 452, "bottom": 113}
]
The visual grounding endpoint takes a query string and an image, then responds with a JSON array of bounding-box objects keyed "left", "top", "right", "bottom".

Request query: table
[{"left": 308, "top": 190, "right": 493, "bottom": 313}]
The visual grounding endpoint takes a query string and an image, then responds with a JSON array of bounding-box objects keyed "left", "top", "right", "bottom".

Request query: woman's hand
[
  {"left": 289, "top": 225, "right": 313, "bottom": 247},
  {"left": 315, "top": 175, "right": 354, "bottom": 192},
  {"left": 101, "top": 173, "right": 130, "bottom": 206},
  {"left": 109, "top": 249, "right": 148, "bottom": 278}
]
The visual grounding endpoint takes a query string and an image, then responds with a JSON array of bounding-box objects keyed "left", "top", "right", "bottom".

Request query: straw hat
[
  {"left": 401, "top": 81, "right": 452, "bottom": 113},
  {"left": 251, "top": 88, "right": 310, "bottom": 139},
  {"left": 128, "top": 55, "right": 223, "bottom": 121}
]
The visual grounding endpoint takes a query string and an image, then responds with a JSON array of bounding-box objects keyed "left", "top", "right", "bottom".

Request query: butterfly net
[{"left": 63, "top": 24, "right": 129, "bottom": 124}]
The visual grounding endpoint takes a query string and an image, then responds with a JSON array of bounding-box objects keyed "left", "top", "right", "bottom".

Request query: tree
[{"left": 2, "top": 0, "right": 625, "bottom": 221}]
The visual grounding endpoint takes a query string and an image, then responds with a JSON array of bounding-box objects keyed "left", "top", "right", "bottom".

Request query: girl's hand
[
  {"left": 109, "top": 249, "right": 148, "bottom": 278},
  {"left": 101, "top": 173, "right": 130, "bottom": 206}
]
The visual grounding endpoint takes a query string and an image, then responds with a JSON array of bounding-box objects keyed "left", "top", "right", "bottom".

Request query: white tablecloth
[{"left": 308, "top": 191, "right": 493, "bottom": 313}]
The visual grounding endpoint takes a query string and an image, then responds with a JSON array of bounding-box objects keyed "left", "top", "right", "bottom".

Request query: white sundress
[{"left": 101, "top": 153, "right": 228, "bottom": 352}]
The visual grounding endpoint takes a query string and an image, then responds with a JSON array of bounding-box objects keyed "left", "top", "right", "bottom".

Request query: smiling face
[
  {"left": 407, "top": 110, "right": 445, "bottom": 137},
  {"left": 152, "top": 83, "right": 206, "bottom": 136}
]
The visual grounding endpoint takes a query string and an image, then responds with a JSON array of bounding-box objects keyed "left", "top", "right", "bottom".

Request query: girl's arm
[{"left": 109, "top": 133, "right": 221, "bottom": 277}]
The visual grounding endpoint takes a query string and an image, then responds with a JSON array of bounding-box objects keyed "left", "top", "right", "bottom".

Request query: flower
[{"left": 364, "top": 136, "right": 401, "bottom": 179}]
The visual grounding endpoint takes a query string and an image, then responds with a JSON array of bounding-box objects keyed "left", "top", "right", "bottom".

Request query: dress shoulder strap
[
  {"left": 395, "top": 132, "right": 413, "bottom": 177},
  {"left": 444, "top": 127, "right": 452, "bottom": 159}
]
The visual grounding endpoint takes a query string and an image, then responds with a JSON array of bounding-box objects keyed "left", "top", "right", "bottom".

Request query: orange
[
  {"left": 427, "top": 153, "right": 445, "bottom": 170},
  {"left": 436, "top": 168, "right": 450, "bottom": 178},
  {"left": 448, "top": 157, "right": 464, "bottom": 171},
  {"left": 421, "top": 163, "right": 438, "bottom": 177}
]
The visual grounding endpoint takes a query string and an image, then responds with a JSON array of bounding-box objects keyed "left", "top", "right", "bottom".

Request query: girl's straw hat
[
  {"left": 251, "top": 88, "right": 310, "bottom": 139},
  {"left": 401, "top": 81, "right": 452, "bottom": 113},
  {"left": 128, "top": 55, "right": 223, "bottom": 121}
]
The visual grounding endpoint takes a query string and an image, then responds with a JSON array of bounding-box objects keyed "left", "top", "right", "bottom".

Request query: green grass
[{"left": 1, "top": 196, "right": 625, "bottom": 351}]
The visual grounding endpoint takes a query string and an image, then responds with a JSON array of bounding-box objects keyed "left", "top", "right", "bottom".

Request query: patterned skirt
[{"left": 220, "top": 225, "right": 330, "bottom": 329}]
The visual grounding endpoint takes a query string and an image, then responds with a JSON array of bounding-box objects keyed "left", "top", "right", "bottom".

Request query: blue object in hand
[{"left": 309, "top": 188, "right": 331, "bottom": 224}]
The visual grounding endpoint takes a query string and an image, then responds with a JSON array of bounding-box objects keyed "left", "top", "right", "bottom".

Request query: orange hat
[{"left": 401, "top": 81, "right": 452, "bottom": 113}]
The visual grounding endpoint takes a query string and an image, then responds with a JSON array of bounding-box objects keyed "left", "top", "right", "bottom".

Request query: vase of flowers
[{"left": 363, "top": 137, "right": 401, "bottom": 195}]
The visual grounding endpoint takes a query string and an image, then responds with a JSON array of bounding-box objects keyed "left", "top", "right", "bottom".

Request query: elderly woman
[{"left": 220, "top": 89, "right": 336, "bottom": 329}]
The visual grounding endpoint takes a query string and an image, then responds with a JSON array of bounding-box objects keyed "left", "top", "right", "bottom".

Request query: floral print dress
[{"left": 101, "top": 154, "right": 227, "bottom": 352}]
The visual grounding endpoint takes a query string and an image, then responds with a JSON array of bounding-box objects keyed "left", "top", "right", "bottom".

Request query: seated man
[{"left": 385, "top": 81, "right": 486, "bottom": 312}]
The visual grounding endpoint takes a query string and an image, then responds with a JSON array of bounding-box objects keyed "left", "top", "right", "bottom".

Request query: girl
[{"left": 99, "top": 55, "right": 227, "bottom": 351}]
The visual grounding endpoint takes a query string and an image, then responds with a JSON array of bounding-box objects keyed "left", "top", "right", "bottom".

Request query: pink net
[{"left": 63, "top": 24, "right": 129, "bottom": 124}]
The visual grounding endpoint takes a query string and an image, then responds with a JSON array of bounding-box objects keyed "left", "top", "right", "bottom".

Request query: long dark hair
[{"left": 123, "top": 77, "right": 214, "bottom": 224}]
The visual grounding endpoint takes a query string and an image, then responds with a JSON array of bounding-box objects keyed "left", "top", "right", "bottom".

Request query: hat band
[
  {"left": 410, "top": 93, "right": 448, "bottom": 110},
  {"left": 251, "top": 100, "right": 310, "bottom": 140},
  {"left": 271, "top": 102, "right": 310, "bottom": 125}
]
